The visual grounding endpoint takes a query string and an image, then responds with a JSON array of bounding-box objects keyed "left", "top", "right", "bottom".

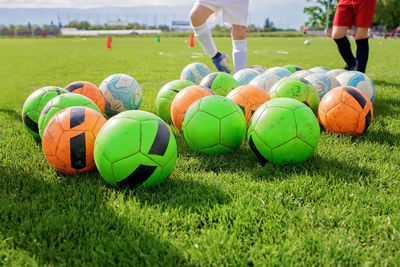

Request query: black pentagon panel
[
  {"left": 296, "top": 67, "right": 303, "bottom": 71},
  {"left": 344, "top": 87, "right": 366, "bottom": 109},
  {"left": 56, "top": 88, "right": 61, "bottom": 95},
  {"left": 118, "top": 165, "right": 157, "bottom": 188},
  {"left": 148, "top": 120, "right": 170, "bottom": 156},
  {"left": 70, "top": 107, "right": 86, "bottom": 128},
  {"left": 169, "top": 89, "right": 179, "bottom": 93},
  {"left": 41, "top": 103, "right": 52, "bottom": 115},
  {"left": 363, "top": 110, "right": 372, "bottom": 134},
  {"left": 23, "top": 114, "right": 39, "bottom": 134},
  {"left": 249, "top": 135, "right": 267, "bottom": 165},
  {"left": 66, "top": 83, "right": 84, "bottom": 92},
  {"left": 70, "top": 132, "right": 86, "bottom": 169},
  {"left": 238, "top": 104, "right": 245, "bottom": 115}
]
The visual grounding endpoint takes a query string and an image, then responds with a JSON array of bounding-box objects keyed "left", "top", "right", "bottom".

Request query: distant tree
[
  {"left": 77, "top": 21, "right": 90, "bottom": 30},
  {"left": 67, "top": 21, "right": 78, "bottom": 28},
  {"left": 0, "top": 25, "right": 10, "bottom": 35},
  {"left": 303, "top": 0, "right": 336, "bottom": 29},
  {"left": 158, "top": 24, "right": 170, "bottom": 31},
  {"left": 373, "top": 0, "right": 400, "bottom": 30},
  {"left": 264, "top": 18, "right": 274, "bottom": 28}
]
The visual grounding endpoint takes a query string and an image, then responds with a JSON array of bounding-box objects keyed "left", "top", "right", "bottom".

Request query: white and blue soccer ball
[
  {"left": 248, "top": 65, "right": 267, "bottom": 74},
  {"left": 99, "top": 74, "right": 143, "bottom": 116},
  {"left": 233, "top": 68, "right": 260, "bottom": 85},
  {"left": 304, "top": 73, "right": 341, "bottom": 99},
  {"left": 326, "top": 69, "right": 347, "bottom": 78},
  {"left": 180, "top": 62, "right": 212, "bottom": 84},
  {"left": 309, "top": 66, "right": 330, "bottom": 73},
  {"left": 290, "top": 70, "right": 313, "bottom": 79},
  {"left": 304, "top": 40, "right": 311, "bottom": 46},
  {"left": 336, "top": 71, "right": 375, "bottom": 102},
  {"left": 264, "top": 67, "right": 292, "bottom": 79},
  {"left": 250, "top": 72, "right": 285, "bottom": 93}
]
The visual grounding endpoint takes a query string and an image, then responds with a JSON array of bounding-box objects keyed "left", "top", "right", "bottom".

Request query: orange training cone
[
  {"left": 189, "top": 33, "right": 195, "bottom": 48},
  {"left": 106, "top": 35, "right": 112, "bottom": 49}
]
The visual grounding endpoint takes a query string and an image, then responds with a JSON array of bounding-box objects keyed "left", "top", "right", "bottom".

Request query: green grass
[{"left": 1, "top": 36, "right": 400, "bottom": 265}]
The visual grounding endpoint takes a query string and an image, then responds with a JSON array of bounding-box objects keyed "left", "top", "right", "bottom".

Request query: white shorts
[{"left": 194, "top": 0, "right": 249, "bottom": 26}]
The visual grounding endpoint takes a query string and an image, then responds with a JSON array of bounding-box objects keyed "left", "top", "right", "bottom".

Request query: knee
[
  {"left": 190, "top": 9, "right": 206, "bottom": 27},
  {"left": 332, "top": 31, "right": 345, "bottom": 40},
  {"left": 231, "top": 25, "right": 247, "bottom": 40}
]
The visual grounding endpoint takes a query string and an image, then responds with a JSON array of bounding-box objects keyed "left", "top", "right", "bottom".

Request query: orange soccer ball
[
  {"left": 318, "top": 86, "right": 373, "bottom": 136},
  {"left": 42, "top": 106, "right": 106, "bottom": 175},
  {"left": 226, "top": 85, "right": 271, "bottom": 126},
  {"left": 65, "top": 81, "right": 106, "bottom": 114},
  {"left": 171, "top": 85, "right": 215, "bottom": 130}
]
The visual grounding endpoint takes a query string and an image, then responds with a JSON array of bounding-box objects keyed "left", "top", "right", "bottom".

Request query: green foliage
[
  {"left": 303, "top": 0, "right": 336, "bottom": 28},
  {"left": 0, "top": 37, "right": 400, "bottom": 265},
  {"left": 373, "top": 0, "right": 400, "bottom": 29}
]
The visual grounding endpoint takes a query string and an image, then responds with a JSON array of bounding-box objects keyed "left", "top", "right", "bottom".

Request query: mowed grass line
[{"left": 0, "top": 36, "right": 399, "bottom": 265}]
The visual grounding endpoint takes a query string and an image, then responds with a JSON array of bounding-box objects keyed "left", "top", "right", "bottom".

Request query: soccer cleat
[
  {"left": 345, "top": 65, "right": 356, "bottom": 71},
  {"left": 212, "top": 52, "right": 231, "bottom": 74}
]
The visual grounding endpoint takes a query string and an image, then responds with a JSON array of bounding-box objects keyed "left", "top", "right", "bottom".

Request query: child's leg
[
  {"left": 190, "top": 5, "right": 217, "bottom": 57},
  {"left": 231, "top": 25, "right": 247, "bottom": 73},
  {"left": 332, "top": 26, "right": 356, "bottom": 70},
  {"left": 355, "top": 27, "right": 369, "bottom": 73}
]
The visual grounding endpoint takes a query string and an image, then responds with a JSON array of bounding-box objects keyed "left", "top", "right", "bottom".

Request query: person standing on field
[
  {"left": 190, "top": 0, "right": 249, "bottom": 74},
  {"left": 332, "top": 0, "right": 377, "bottom": 73}
]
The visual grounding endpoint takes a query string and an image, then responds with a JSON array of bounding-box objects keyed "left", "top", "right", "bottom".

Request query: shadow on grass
[
  {"left": 373, "top": 96, "right": 400, "bottom": 118},
  {"left": 0, "top": 108, "right": 21, "bottom": 121},
  {"left": 358, "top": 128, "right": 400, "bottom": 146},
  {"left": 0, "top": 166, "right": 188, "bottom": 265},
  {"left": 373, "top": 79, "right": 400, "bottom": 88}
]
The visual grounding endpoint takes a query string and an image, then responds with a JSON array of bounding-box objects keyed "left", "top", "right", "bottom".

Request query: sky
[
  {"left": 0, "top": 0, "right": 311, "bottom": 28},
  {"left": 0, "top": 0, "right": 307, "bottom": 9}
]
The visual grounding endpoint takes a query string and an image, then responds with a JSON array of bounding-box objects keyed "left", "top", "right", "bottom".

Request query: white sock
[
  {"left": 193, "top": 23, "right": 218, "bottom": 58},
  {"left": 232, "top": 40, "right": 248, "bottom": 73}
]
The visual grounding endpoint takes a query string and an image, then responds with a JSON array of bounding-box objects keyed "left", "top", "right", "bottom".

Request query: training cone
[
  {"left": 106, "top": 35, "right": 112, "bottom": 49},
  {"left": 189, "top": 33, "right": 195, "bottom": 48}
]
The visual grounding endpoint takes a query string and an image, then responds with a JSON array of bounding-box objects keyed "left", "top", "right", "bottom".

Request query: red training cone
[
  {"left": 106, "top": 35, "right": 112, "bottom": 49},
  {"left": 189, "top": 33, "right": 195, "bottom": 48}
]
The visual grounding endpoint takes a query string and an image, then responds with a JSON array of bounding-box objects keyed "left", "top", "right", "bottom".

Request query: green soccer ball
[
  {"left": 22, "top": 86, "right": 69, "bottom": 138},
  {"left": 155, "top": 80, "right": 194, "bottom": 123},
  {"left": 248, "top": 98, "right": 320, "bottom": 165},
  {"left": 199, "top": 72, "right": 239, "bottom": 96},
  {"left": 94, "top": 110, "right": 177, "bottom": 188},
  {"left": 182, "top": 95, "right": 246, "bottom": 154},
  {"left": 269, "top": 77, "right": 320, "bottom": 114},
  {"left": 283, "top": 65, "right": 303, "bottom": 74},
  {"left": 38, "top": 93, "right": 101, "bottom": 138}
]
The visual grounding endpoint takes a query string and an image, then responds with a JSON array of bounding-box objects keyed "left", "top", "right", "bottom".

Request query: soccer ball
[
  {"left": 304, "top": 40, "right": 311, "bottom": 45},
  {"left": 155, "top": 80, "right": 195, "bottom": 123},
  {"left": 94, "top": 110, "right": 177, "bottom": 188},
  {"left": 326, "top": 69, "right": 347, "bottom": 77},
  {"left": 269, "top": 77, "right": 320, "bottom": 114},
  {"left": 180, "top": 62, "right": 212, "bottom": 84},
  {"left": 182, "top": 95, "right": 246, "bottom": 154},
  {"left": 283, "top": 65, "right": 303, "bottom": 74},
  {"left": 335, "top": 71, "right": 375, "bottom": 102},
  {"left": 318, "top": 86, "right": 373, "bottom": 136},
  {"left": 22, "top": 86, "right": 69, "bottom": 138},
  {"left": 42, "top": 106, "right": 106, "bottom": 174},
  {"left": 249, "top": 73, "right": 284, "bottom": 93},
  {"left": 233, "top": 68, "right": 260, "bottom": 85},
  {"left": 170, "top": 85, "right": 215, "bottom": 131},
  {"left": 248, "top": 65, "right": 267, "bottom": 74},
  {"left": 99, "top": 74, "right": 142, "bottom": 116},
  {"left": 304, "top": 73, "right": 341, "bottom": 99},
  {"left": 200, "top": 72, "right": 239, "bottom": 96},
  {"left": 226, "top": 85, "right": 271, "bottom": 127},
  {"left": 264, "top": 67, "right": 292, "bottom": 78},
  {"left": 65, "top": 81, "right": 106, "bottom": 114},
  {"left": 38, "top": 94, "right": 101, "bottom": 138},
  {"left": 248, "top": 98, "right": 320, "bottom": 165},
  {"left": 290, "top": 70, "right": 313, "bottom": 79},
  {"left": 309, "top": 66, "right": 330, "bottom": 73}
]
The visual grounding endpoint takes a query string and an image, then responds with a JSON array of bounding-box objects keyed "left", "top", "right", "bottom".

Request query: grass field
[{"left": 0, "top": 36, "right": 400, "bottom": 265}]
